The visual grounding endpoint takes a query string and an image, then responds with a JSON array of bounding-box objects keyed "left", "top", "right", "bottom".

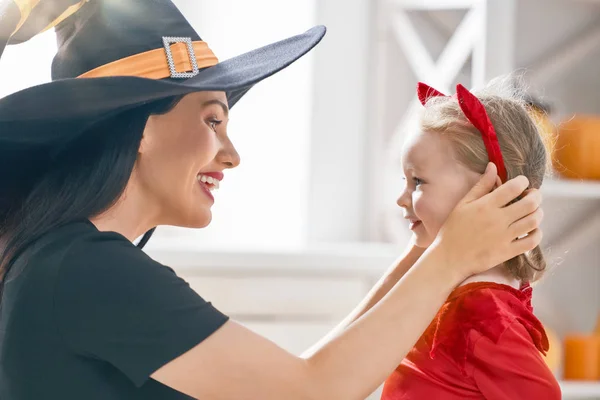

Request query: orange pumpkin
[
  {"left": 563, "top": 334, "right": 600, "bottom": 380},
  {"left": 553, "top": 116, "right": 600, "bottom": 180}
]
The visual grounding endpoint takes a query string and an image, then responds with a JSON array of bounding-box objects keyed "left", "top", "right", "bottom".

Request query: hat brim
[{"left": 0, "top": 25, "right": 325, "bottom": 136}]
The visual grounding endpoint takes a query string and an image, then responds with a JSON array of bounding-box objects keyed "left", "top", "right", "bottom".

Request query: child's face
[{"left": 397, "top": 130, "right": 481, "bottom": 248}]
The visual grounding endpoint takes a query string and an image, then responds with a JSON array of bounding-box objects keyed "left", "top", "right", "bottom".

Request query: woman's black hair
[{"left": 0, "top": 95, "right": 183, "bottom": 298}]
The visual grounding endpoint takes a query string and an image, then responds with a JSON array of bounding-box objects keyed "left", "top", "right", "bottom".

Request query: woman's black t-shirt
[{"left": 0, "top": 220, "right": 229, "bottom": 399}]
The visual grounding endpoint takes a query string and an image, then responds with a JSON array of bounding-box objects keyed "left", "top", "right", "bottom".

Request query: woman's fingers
[
  {"left": 433, "top": 168, "right": 545, "bottom": 278},
  {"left": 486, "top": 175, "right": 530, "bottom": 207},
  {"left": 510, "top": 228, "right": 543, "bottom": 257},
  {"left": 460, "top": 162, "right": 498, "bottom": 204},
  {"left": 509, "top": 207, "right": 544, "bottom": 239},
  {"left": 504, "top": 188, "right": 542, "bottom": 224}
]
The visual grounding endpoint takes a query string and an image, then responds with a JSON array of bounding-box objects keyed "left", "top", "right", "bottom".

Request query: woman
[{"left": 0, "top": 1, "right": 543, "bottom": 399}]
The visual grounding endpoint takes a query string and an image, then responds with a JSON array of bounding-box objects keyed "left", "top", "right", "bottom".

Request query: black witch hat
[
  {"left": 0, "top": 0, "right": 325, "bottom": 127},
  {"left": 0, "top": 0, "right": 325, "bottom": 246}
]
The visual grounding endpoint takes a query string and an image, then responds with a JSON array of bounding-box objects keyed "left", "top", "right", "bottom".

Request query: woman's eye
[{"left": 208, "top": 119, "right": 222, "bottom": 132}]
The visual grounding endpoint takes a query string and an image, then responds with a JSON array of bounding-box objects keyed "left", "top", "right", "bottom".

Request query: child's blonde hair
[{"left": 419, "top": 75, "right": 548, "bottom": 282}]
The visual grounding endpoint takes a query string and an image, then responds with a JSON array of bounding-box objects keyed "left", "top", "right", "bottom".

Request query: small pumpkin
[
  {"left": 553, "top": 116, "right": 600, "bottom": 180},
  {"left": 563, "top": 334, "right": 600, "bottom": 380}
]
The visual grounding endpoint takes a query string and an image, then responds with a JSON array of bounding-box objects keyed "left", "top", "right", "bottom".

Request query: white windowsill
[
  {"left": 543, "top": 178, "right": 600, "bottom": 199},
  {"left": 143, "top": 241, "right": 400, "bottom": 277},
  {"left": 560, "top": 381, "right": 600, "bottom": 399}
]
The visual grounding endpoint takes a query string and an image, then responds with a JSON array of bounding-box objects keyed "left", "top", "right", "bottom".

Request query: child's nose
[{"left": 396, "top": 188, "right": 412, "bottom": 209}]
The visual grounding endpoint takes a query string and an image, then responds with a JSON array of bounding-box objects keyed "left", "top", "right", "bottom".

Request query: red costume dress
[{"left": 381, "top": 282, "right": 561, "bottom": 400}]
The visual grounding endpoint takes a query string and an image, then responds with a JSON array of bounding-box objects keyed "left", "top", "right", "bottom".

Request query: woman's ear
[
  {"left": 138, "top": 116, "right": 157, "bottom": 155},
  {"left": 138, "top": 134, "right": 150, "bottom": 156}
]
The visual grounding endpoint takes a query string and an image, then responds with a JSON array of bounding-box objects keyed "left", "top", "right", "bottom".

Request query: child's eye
[{"left": 413, "top": 177, "right": 423, "bottom": 186}]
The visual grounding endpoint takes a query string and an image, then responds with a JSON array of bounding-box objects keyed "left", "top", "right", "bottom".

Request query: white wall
[
  {"left": 514, "top": 0, "right": 600, "bottom": 118},
  {"left": 0, "top": 29, "right": 56, "bottom": 98},
  {"left": 157, "top": 0, "right": 318, "bottom": 249},
  {"left": 155, "top": 0, "right": 376, "bottom": 248},
  {"left": 306, "top": 0, "right": 372, "bottom": 243}
]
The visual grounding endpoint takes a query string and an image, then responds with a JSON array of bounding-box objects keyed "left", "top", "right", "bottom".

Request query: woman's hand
[{"left": 432, "top": 162, "right": 543, "bottom": 278}]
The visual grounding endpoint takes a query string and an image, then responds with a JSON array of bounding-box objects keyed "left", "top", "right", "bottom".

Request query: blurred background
[{"left": 1, "top": 0, "right": 599, "bottom": 398}]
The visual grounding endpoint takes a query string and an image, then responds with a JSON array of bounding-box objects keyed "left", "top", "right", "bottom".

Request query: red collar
[{"left": 423, "top": 281, "right": 548, "bottom": 374}]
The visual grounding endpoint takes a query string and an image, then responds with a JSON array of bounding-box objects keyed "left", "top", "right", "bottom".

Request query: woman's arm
[
  {"left": 302, "top": 184, "right": 538, "bottom": 358},
  {"left": 151, "top": 164, "right": 544, "bottom": 400},
  {"left": 152, "top": 247, "right": 457, "bottom": 400},
  {"left": 302, "top": 242, "right": 425, "bottom": 358}
]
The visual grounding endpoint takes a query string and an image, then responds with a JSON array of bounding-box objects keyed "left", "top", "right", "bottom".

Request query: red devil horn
[
  {"left": 455, "top": 84, "right": 507, "bottom": 182},
  {"left": 417, "top": 82, "right": 447, "bottom": 106}
]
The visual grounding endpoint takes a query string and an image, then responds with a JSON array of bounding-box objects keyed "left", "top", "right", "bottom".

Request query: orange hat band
[{"left": 78, "top": 37, "right": 219, "bottom": 80}]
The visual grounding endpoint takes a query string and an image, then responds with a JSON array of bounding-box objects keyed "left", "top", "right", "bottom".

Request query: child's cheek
[
  {"left": 413, "top": 192, "right": 441, "bottom": 236},
  {"left": 413, "top": 193, "right": 430, "bottom": 223}
]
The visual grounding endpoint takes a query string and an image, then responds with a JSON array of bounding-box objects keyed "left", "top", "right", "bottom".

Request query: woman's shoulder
[
  {"left": 28, "top": 219, "right": 130, "bottom": 255},
  {"left": 48, "top": 220, "right": 198, "bottom": 320},
  {"left": 19, "top": 220, "right": 169, "bottom": 289},
  {"left": 52, "top": 220, "right": 171, "bottom": 279},
  {"left": 3, "top": 220, "right": 169, "bottom": 334}
]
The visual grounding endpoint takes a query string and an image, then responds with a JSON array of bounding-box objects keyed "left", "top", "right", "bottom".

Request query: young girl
[{"left": 381, "top": 77, "right": 561, "bottom": 399}]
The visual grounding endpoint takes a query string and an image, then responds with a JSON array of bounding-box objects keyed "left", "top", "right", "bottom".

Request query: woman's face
[{"left": 136, "top": 91, "right": 239, "bottom": 229}]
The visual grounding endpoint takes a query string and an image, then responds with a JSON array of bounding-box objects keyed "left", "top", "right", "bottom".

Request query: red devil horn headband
[{"left": 416, "top": 82, "right": 507, "bottom": 183}]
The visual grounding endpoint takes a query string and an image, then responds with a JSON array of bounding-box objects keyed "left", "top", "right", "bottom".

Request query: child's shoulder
[{"left": 425, "top": 281, "right": 549, "bottom": 373}]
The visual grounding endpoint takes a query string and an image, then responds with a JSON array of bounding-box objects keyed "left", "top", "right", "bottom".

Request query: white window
[
  {"left": 0, "top": 0, "right": 318, "bottom": 250},
  {"left": 154, "top": 0, "right": 318, "bottom": 249}
]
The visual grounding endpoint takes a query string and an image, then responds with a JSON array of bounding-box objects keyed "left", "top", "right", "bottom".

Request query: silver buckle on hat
[{"left": 162, "top": 36, "right": 200, "bottom": 79}]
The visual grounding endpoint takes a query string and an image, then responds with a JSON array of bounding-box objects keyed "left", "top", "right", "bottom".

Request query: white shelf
[
  {"left": 561, "top": 381, "right": 600, "bottom": 399},
  {"left": 144, "top": 242, "right": 399, "bottom": 277},
  {"left": 542, "top": 178, "right": 600, "bottom": 199}
]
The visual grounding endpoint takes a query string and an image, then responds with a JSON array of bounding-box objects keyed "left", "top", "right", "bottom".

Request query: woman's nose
[{"left": 217, "top": 137, "right": 241, "bottom": 169}]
